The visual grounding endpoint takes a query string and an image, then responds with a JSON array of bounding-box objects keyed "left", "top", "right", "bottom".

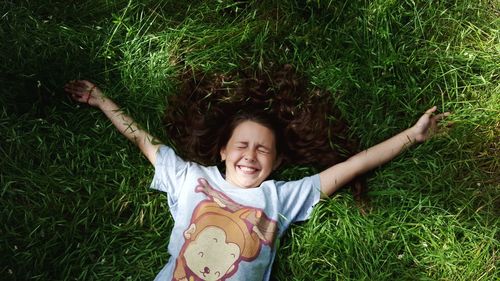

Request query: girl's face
[{"left": 220, "top": 120, "right": 279, "bottom": 188}]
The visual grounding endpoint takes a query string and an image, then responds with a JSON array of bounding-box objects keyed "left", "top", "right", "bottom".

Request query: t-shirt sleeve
[
  {"left": 276, "top": 174, "right": 321, "bottom": 225},
  {"left": 150, "top": 145, "right": 189, "bottom": 204}
]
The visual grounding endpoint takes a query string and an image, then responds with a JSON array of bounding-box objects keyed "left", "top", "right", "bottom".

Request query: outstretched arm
[
  {"left": 64, "top": 80, "right": 163, "bottom": 165},
  {"left": 320, "top": 106, "right": 450, "bottom": 196}
]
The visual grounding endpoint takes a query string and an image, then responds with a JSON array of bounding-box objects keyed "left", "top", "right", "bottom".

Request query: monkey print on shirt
[{"left": 173, "top": 178, "right": 278, "bottom": 281}]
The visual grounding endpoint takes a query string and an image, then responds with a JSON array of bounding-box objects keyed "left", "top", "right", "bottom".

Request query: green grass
[{"left": 1, "top": 0, "right": 498, "bottom": 280}]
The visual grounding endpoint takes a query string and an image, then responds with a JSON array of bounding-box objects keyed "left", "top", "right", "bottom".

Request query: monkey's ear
[{"left": 184, "top": 224, "right": 196, "bottom": 239}]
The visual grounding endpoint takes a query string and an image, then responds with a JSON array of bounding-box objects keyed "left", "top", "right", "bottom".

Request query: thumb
[{"left": 424, "top": 106, "right": 437, "bottom": 115}]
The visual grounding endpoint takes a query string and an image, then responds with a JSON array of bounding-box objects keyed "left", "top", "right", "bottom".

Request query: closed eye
[
  {"left": 258, "top": 148, "right": 270, "bottom": 154},
  {"left": 257, "top": 145, "right": 271, "bottom": 154},
  {"left": 235, "top": 142, "right": 248, "bottom": 149}
]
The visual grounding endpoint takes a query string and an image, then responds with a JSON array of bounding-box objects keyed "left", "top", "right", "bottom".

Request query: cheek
[
  {"left": 225, "top": 150, "right": 242, "bottom": 162},
  {"left": 260, "top": 155, "right": 275, "bottom": 168}
]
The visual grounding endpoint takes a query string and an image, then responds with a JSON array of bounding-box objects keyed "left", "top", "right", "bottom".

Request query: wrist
[
  {"left": 97, "top": 97, "right": 117, "bottom": 111},
  {"left": 404, "top": 127, "right": 419, "bottom": 144}
]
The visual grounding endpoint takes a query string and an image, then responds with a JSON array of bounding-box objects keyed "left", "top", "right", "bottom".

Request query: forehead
[{"left": 229, "top": 120, "right": 276, "bottom": 146}]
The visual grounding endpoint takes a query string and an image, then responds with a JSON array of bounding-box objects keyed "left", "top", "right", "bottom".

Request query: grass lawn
[{"left": 1, "top": 0, "right": 498, "bottom": 280}]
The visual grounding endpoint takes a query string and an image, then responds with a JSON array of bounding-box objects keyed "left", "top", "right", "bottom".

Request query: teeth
[{"left": 238, "top": 166, "right": 257, "bottom": 172}]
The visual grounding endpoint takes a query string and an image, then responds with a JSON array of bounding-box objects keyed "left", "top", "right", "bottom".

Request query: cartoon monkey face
[{"left": 184, "top": 226, "right": 241, "bottom": 281}]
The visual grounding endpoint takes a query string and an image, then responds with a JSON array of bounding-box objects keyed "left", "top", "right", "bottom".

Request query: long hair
[{"left": 164, "top": 64, "right": 367, "bottom": 200}]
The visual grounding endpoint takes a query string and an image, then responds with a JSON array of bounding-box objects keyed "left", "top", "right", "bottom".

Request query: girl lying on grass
[{"left": 64, "top": 65, "right": 449, "bottom": 281}]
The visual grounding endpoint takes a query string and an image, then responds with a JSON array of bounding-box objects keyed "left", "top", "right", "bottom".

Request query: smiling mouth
[{"left": 237, "top": 165, "right": 259, "bottom": 174}]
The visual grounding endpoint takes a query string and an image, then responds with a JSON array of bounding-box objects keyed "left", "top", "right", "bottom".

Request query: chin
[
  {"left": 235, "top": 178, "right": 263, "bottom": 189},
  {"left": 240, "top": 182, "right": 259, "bottom": 189}
]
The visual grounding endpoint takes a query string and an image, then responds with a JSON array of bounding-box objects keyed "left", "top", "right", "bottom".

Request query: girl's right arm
[{"left": 64, "top": 80, "right": 163, "bottom": 165}]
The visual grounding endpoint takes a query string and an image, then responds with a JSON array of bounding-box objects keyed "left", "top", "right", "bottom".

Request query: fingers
[
  {"left": 424, "top": 106, "right": 437, "bottom": 115},
  {"left": 424, "top": 106, "right": 451, "bottom": 122},
  {"left": 433, "top": 112, "right": 450, "bottom": 121},
  {"left": 64, "top": 80, "right": 99, "bottom": 104},
  {"left": 64, "top": 80, "right": 86, "bottom": 94},
  {"left": 64, "top": 80, "right": 95, "bottom": 94},
  {"left": 71, "top": 93, "right": 84, "bottom": 102},
  {"left": 69, "top": 79, "right": 93, "bottom": 88}
]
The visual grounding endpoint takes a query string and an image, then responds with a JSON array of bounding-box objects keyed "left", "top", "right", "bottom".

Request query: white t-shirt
[{"left": 150, "top": 145, "right": 321, "bottom": 281}]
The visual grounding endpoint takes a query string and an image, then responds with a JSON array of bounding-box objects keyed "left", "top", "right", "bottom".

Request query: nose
[
  {"left": 244, "top": 149, "right": 256, "bottom": 161},
  {"left": 203, "top": 266, "right": 210, "bottom": 274}
]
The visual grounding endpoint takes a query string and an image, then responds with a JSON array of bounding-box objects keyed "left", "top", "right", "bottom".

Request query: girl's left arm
[{"left": 319, "top": 106, "right": 450, "bottom": 196}]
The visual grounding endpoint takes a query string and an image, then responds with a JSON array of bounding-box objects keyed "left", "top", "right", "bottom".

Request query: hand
[
  {"left": 411, "top": 106, "right": 450, "bottom": 143},
  {"left": 64, "top": 80, "right": 105, "bottom": 108}
]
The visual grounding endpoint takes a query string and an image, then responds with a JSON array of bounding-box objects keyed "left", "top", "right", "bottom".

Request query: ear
[
  {"left": 184, "top": 223, "right": 196, "bottom": 240},
  {"left": 220, "top": 147, "right": 227, "bottom": 161},
  {"left": 272, "top": 155, "right": 282, "bottom": 171}
]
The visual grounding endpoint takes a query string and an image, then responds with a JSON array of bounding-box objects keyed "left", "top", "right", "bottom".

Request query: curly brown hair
[{"left": 164, "top": 64, "right": 367, "bottom": 199}]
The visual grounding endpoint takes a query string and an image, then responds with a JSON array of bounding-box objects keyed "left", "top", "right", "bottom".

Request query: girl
[{"left": 64, "top": 68, "right": 448, "bottom": 281}]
